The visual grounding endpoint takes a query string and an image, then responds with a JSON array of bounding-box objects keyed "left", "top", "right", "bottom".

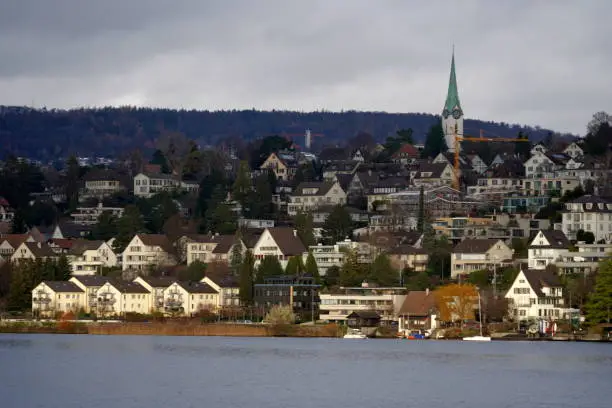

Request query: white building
[
  {"left": 563, "top": 142, "right": 584, "bottom": 159},
  {"left": 70, "top": 203, "right": 124, "bottom": 225},
  {"left": 31, "top": 281, "right": 85, "bottom": 317},
  {"left": 252, "top": 227, "right": 306, "bottom": 268},
  {"left": 67, "top": 240, "right": 118, "bottom": 275},
  {"left": 96, "top": 281, "right": 152, "bottom": 317},
  {"left": 287, "top": 181, "right": 347, "bottom": 216},
  {"left": 527, "top": 230, "right": 571, "bottom": 270},
  {"left": 303, "top": 243, "right": 347, "bottom": 276},
  {"left": 201, "top": 275, "right": 240, "bottom": 308},
  {"left": 69, "top": 276, "right": 110, "bottom": 314},
  {"left": 505, "top": 269, "right": 567, "bottom": 322},
  {"left": 162, "top": 281, "right": 219, "bottom": 316},
  {"left": 133, "top": 276, "right": 176, "bottom": 313},
  {"left": 122, "top": 234, "right": 176, "bottom": 271},
  {"left": 319, "top": 284, "right": 407, "bottom": 323},
  {"left": 562, "top": 195, "right": 612, "bottom": 242},
  {"left": 450, "top": 239, "right": 514, "bottom": 279},
  {"left": 133, "top": 173, "right": 180, "bottom": 198}
]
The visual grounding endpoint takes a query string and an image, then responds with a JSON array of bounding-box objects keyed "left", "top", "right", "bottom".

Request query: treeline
[{"left": 0, "top": 106, "right": 567, "bottom": 160}]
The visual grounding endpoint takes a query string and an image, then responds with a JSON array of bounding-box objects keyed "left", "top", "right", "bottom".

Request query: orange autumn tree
[{"left": 435, "top": 283, "right": 478, "bottom": 328}]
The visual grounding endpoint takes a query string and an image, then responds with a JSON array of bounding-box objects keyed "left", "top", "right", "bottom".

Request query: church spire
[{"left": 443, "top": 50, "right": 462, "bottom": 116}]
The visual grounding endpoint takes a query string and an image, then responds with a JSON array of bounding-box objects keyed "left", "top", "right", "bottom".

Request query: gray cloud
[{"left": 0, "top": 0, "right": 610, "bottom": 135}]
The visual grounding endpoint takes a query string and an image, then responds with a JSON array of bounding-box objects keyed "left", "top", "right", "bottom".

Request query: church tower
[{"left": 441, "top": 51, "right": 463, "bottom": 153}]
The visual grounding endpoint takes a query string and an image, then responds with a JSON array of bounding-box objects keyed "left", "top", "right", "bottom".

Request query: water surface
[{"left": 0, "top": 334, "right": 610, "bottom": 408}]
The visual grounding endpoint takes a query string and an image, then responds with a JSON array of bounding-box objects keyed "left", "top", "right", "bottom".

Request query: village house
[
  {"left": 163, "top": 281, "right": 219, "bottom": 316},
  {"left": 527, "top": 230, "right": 571, "bottom": 270},
  {"left": 562, "top": 142, "right": 584, "bottom": 159},
  {"left": 561, "top": 195, "right": 612, "bottom": 243},
  {"left": 387, "top": 245, "right": 429, "bottom": 274},
  {"left": 201, "top": 275, "right": 240, "bottom": 308},
  {"left": 133, "top": 173, "right": 197, "bottom": 198},
  {"left": 11, "top": 241, "right": 59, "bottom": 264},
  {"left": 67, "top": 240, "right": 118, "bottom": 275},
  {"left": 252, "top": 227, "right": 307, "bottom": 268},
  {"left": 505, "top": 269, "right": 567, "bottom": 322},
  {"left": 0, "top": 234, "right": 36, "bottom": 258},
  {"left": 259, "top": 151, "right": 298, "bottom": 181},
  {"left": 69, "top": 275, "right": 110, "bottom": 314},
  {"left": 122, "top": 234, "right": 176, "bottom": 272},
  {"left": 96, "top": 281, "right": 152, "bottom": 317},
  {"left": 0, "top": 197, "right": 14, "bottom": 223},
  {"left": 410, "top": 162, "right": 455, "bottom": 188},
  {"left": 287, "top": 181, "right": 347, "bottom": 216},
  {"left": 302, "top": 243, "right": 346, "bottom": 276},
  {"left": 397, "top": 289, "right": 438, "bottom": 336},
  {"left": 554, "top": 242, "right": 612, "bottom": 275},
  {"left": 80, "top": 169, "right": 126, "bottom": 200},
  {"left": 31, "top": 281, "right": 85, "bottom": 317},
  {"left": 185, "top": 234, "right": 245, "bottom": 265},
  {"left": 133, "top": 276, "right": 176, "bottom": 313},
  {"left": 522, "top": 175, "right": 580, "bottom": 197},
  {"left": 450, "top": 238, "right": 514, "bottom": 279},
  {"left": 391, "top": 144, "right": 420, "bottom": 165}
]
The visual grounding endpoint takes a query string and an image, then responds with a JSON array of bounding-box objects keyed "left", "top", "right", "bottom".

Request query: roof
[
  {"left": 177, "top": 281, "right": 218, "bottom": 294},
  {"left": 529, "top": 230, "right": 570, "bottom": 249},
  {"left": 265, "top": 227, "right": 307, "bottom": 256},
  {"left": 68, "top": 240, "right": 104, "bottom": 255},
  {"left": 393, "top": 144, "right": 419, "bottom": 157},
  {"left": 0, "top": 197, "right": 10, "bottom": 207},
  {"left": 111, "top": 281, "right": 150, "bottom": 294},
  {"left": 137, "top": 276, "right": 176, "bottom": 288},
  {"left": 137, "top": 234, "right": 174, "bottom": 253},
  {"left": 522, "top": 269, "right": 562, "bottom": 297},
  {"left": 412, "top": 163, "right": 450, "bottom": 179},
  {"left": 205, "top": 274, "right": 239, "bottom": 288},
  {"left": 567, "top": 195, "right": 612, "bottom": 205},
  {"left": 22, "top": 242, "right": 57, "bottom": 258},
  {"left": 319, "top": 147, "right": 349, "bottom": 162},
  {"left": 82, "top": 169, "right": 121, "bottom": 182},
  {"left": 42, "top": 281, "right": 84, "bottom": 293},
  {"left": 388, "top": 245, "right": 427, "bottom": 255},
  {"left": 398, "top": 291, "right": 437, "bottom": 316},
  {"left": 335, "top": 173, "right": 353, "bottom": 192},
  {"left": 211, "top": 235, "right": 238, "bottom": 254},
  {"left": 293, "top": 181, "right": 337, "bottom": 197},
  {"left": 71, "top": 276, "right": 110, "bottom": 287},
  {"left": 453, "top": 239, "right": 500, "bottom": 254},
  {"left": 0, "top": 234, "right": 31, "bottom": 249},
  {"left": 346, "top": 310, "right": 381, "bottom": 319},
  {"left": 49, "top": 238, "right": 76, "bottom": 250},
  {"left": 443, "top": 51, "right": 462, "bottom": 113},
  {"left": 56, "top": 221, "right": 93, "bottom": 239}
]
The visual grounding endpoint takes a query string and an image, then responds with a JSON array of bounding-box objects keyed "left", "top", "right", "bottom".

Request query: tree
[
  {"left": 254, "top": 135, "right": 293, "bottom": 167},
  {"left": 425, "top": 236, "right": 452, "bottom": 279},
  {"left": 232, "top": 160, "right": 252, "bottom": 211},
  {"left": 322, "top": 205, "right": 353, "bottom": 244},
  {"left": 576, "top": 229, "right": 595, "bottom": 244},
  {"left": 435, "top": 283, "right": 478, "bottom": 328},
  {"left": 55, "top": 255, "right": 72, "bottom": 281},
  {"left": 324, "top": 265, "right": 340, "bottom": 288},
  {"left": 294, "top": 211, "right": 315, "bottom": 247},
  {"left": 178, "top": 261, "right": 206, "bottom": 282},
  {"left": 7, "top": 261, "right": 38, "bottom": 311},
  {"left": 239, "top": 250, "right": 256, "bottom": 306},
  {"left": 514, "top": 131, "right": 531, "bottom": 159},
  {"left": 305, "top": 252, "right": 320, "bottom": 283},
  {"left": 64, "top": 155, "right": 80, "bottom": 210},
  {"left": 467, "top": 269, "right": 491, "bottom": 289},
  {"left": 10, "top": 209, "right": 28, "bottom": 233},
  {"left": 91, "top": 211, "right": 119, "bottom": 241},
  {"left": 155, "top": 130, "right": 191, "bottom": 178},
  {"left": 384, "top": 128, "right": 414, "bottom": 154},
  {"left": 114, "top": 205, "right": 146, "bottom": 252},
  {"left": 230, "top": 232, "right": 244, "bottom": 275},
  {"left": 339, "top": 250, "right": 367, "bottom": 287},
  {"left": 585, "top": 259, "right": 612, "bottom": 325},
  {"left": 256, "top": 255, "right": 284, "bottom": 283},
  {"left": 511, "top": 238, "right": 528, "bottom": 259},
  {"left": 416, "top": 185, "right": 425, "bottom": 233},
  {"left": 587, "top": 111, "right": 612, "bottom": 135},
  {"left": 138, "top": 193, "right": 179, "bottom": 234},
  {"left": 248, "top": 173, "right": 274, "bottom": 219},
  {"left": 285, "top": 256, "right": 305, "bottom": 276},
  {"left": 369, "top": 253, "right": 398, "bottom": 287},
  {"left": 150, "top": 149, "right": 170, "bottom": 174},
  {"left": 422, "top": 123, "right": 446, "bottom": 159},
  {"left": 264, "top": 305, "right": 295, "bottom": 325}
]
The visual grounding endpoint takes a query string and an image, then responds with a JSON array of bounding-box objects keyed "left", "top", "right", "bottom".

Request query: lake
[{"left": 0, "top": 334, "right": 610, "bottom": 408}]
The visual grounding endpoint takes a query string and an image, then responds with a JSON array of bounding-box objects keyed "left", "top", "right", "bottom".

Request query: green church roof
[{"left": 443, "top": 52, "right": 462, "bottom": 114}]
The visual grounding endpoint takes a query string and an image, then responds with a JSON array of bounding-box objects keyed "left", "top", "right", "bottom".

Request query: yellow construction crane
[{"left": 452, "top": 130, "right": 529, "bottom": 190}]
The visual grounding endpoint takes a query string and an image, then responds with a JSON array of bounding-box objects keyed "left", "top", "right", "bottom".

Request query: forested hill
[{"left": 0, "top": 106, "right": 571, "bottom": 160}]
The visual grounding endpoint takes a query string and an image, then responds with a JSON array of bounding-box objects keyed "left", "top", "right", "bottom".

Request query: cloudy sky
[{"left": 1, "top": 1, "right": 610, "bottom": 135}]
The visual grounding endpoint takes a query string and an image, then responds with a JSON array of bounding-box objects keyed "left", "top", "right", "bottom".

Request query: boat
[
  {"left": 463, "top": 289, "right": 491, "bottom": 342},
  {"left": 344, "top": 329, "right": 367, "bottom": 339}
]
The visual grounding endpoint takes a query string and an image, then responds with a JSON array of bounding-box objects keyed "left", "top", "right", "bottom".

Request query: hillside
[{"left": 0, "top": 106, "right": 571, "bottom": 160}]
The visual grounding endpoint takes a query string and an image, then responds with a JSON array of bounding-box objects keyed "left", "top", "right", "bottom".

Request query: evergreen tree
[
  {"left": 150, "top": 149, "right": 170, "bottom": 173},
  {"left": 10, "top": 208, "right": 28, "bottom": 233},
  {"left": 55, "top": 255, "right": 72, "bottom": 281},
  {"left": 91, "top": 211, "right": 119, "bottom": 241},
  {"left": 230, "top": 231, "right": 244, "bottom": 275},
  {"left": 7, "top": 261, "right": 37, "bottom": 311},
  {"left": 285, "top": 256, "right": 305, "bottom": 276},
  {"left": 256, "top": 255, "right": 284, "bottom": 283},
  {"left": 323, "top": 205, "right": 353, "bottom": 244},
  {"left": 585, "top": 259, "right": 612, "bottom": 325},
  {"left": 239, "top": 250, "right": 256, "bottom": 306},
  {"left": 417, "top": 185, "right": 425, "bottom": 233},
  {"left": 369, "top": 253, "right": 398, "bottom": 287},
  {"left": 249, "top": 173, "right": 274, "bottom": 219},
  {"left": 514, "top": 131, "right": 531, "bottom": 159},
  {"left": 232, "top": 160, "right": 252, "bottom": 211},
  {"left": 294, "top": 211, "right": 315, "bottom": 247},
  {"left": 422, "top": 123, "right": 446, "bottom": 159},
  {"left": 114, "top": 205, "right": 146, "bottom": 252},
  {"left": 339, "top": 250, "right": 367, "bottom": 287},
  {"left": 179, "top": 260, "right": 207, "bottom": 281},
  {"left": 324, "top": 265, "right": 340, "bottom": 288},
  {"left": 64, "top": 155, "right": 81, "bottom": 210},
  {"left": 305, "top": 251, "right": 320, "bottom": 283}
]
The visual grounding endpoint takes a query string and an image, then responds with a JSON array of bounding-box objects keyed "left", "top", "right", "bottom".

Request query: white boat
[
  {"left": 463, "top": 335, "right": 491, "bottom": 342},
  {"left": 344, "top": 329, "right": 367, "bottom": 339},
  {"left": 463, "top": 289, "right": 491, "bottom": 342}
]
